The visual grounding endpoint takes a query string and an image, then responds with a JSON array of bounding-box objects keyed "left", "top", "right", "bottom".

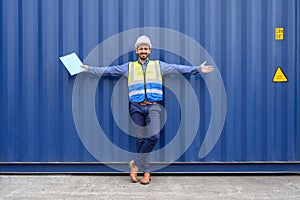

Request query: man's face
[{"left": 136, "top": 45, "right": 151, "bottom": 61}]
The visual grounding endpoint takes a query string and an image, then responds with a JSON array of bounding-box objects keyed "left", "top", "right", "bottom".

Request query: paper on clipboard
[{"left": 59, "top": 53, "right": 85, "bottom": 76}]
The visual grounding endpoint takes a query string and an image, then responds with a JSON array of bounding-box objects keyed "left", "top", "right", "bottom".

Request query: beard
[{"left": 139, "top": 53, "right": 148, "bottom": 60}]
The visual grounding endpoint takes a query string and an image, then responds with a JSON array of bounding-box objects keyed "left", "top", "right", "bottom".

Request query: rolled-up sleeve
[
  {"left": 87, "top": 63, "right": 128, "bottom": 77},
  {"left": 159, "top": 61, "right": 200, "bottom": 75}
]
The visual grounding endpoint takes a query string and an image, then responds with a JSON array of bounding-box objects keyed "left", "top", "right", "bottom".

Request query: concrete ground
[{"left": 1, "top": 174, "right": 300, "bottom": 200}]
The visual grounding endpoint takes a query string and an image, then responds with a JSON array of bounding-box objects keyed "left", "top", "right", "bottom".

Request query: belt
[{"left": 133, "top": 101, "right": 158, "bottom": 106}]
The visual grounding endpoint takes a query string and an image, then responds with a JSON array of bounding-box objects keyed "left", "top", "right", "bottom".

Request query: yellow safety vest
[{"left": 128, "top": 60, "right": 163, "bottom": 102}]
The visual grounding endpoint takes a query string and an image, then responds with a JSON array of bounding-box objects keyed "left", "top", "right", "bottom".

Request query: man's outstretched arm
[
  {"left": 160, "top": 61, "right": 214, "bottom": 75},
  {"left": 81, "top": 63, "right": 128, "bottom": 77}
]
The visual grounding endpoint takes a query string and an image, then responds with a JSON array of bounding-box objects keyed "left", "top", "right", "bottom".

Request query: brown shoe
[
  {"left": 140, "top": 172, "right": 151, "bottom": 185},
  {"left": 128, "top": 160, "right": 139, "bottom": 183}
]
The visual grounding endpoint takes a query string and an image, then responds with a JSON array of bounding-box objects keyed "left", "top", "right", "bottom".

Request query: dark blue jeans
[{"left": 129, "top": 103, "right": 161, "bottom": 173}]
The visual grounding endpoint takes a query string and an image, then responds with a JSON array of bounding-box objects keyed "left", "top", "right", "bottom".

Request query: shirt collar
[{"left": 138, "top": 58, "right": 149, "bottom": 65}]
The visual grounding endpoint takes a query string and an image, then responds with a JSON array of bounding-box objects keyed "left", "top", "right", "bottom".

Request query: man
[{"left": 81, "top": 35, "right": 214, "bottom": 185}]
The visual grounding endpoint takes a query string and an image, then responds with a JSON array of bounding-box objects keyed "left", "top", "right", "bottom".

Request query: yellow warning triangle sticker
[{"left": 272, "top": 67, "right": 288, "bottom": 82}]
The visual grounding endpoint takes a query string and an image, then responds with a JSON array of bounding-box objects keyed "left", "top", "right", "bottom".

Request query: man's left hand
[{"left": 199, "top": 61, "right": 214, "bottom": 73}]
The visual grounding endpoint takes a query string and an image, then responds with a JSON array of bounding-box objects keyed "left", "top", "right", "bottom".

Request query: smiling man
[{"left": 81, "top": 35, "right": 214, "bottom": 185}]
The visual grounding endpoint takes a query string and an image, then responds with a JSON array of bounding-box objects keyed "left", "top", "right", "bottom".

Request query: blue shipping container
[{"left": 0, "top": 0, "right": 299, "bottom": 173}]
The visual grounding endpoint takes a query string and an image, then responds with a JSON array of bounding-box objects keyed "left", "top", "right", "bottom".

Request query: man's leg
[
  {"left": 130, "top": 113, "right": 147, "bottom": 171},
  {"left": 140, "top": 104, "right": 161, "bottom": 184},
  {"left": 129, "top": 104, "right": 146, "bottom": 175}
]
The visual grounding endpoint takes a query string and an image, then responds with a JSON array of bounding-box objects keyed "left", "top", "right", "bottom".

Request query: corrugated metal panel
[{"left": 0, "top": 0, "right": 299, "bottom": 172}]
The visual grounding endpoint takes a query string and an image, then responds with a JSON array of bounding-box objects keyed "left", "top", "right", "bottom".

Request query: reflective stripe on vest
[{"left": 128, "top": 60, "right": 163, "bottom": 103}]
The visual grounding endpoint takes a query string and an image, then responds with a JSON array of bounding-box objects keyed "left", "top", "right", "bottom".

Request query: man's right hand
[{"left": 80, "top": 64, "right": 89, "bottom": 72}]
